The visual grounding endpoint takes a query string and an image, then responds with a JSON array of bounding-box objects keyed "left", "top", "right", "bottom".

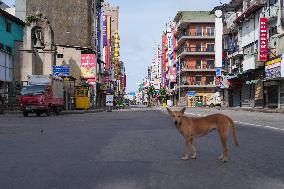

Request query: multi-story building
[
  {"left": 220, "top": 0, "right": 284, "bottom": 109},
  {"left": 0, "top": 8, "right": 24, "bottom": 106},
  {"left": 174, "top": 11, "right": 216, "bottom": 107},
  {"left": 151, "top": 45, "right": 162, "bottom": 90}
]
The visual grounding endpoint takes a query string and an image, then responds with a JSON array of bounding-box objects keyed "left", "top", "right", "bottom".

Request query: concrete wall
[
  {"left": 26, "top": 0, "right": 95, "bottom": 48},
  {"left": 56, "top": 46, "right": 82, "bottom": 84}
]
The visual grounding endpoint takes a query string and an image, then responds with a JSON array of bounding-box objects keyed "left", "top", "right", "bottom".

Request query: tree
[
  {"left": 159, "top": 88, "right": 167, "bottom": 104},
  {"left": 147, "top": 85, "right": 155, "bottom": 106}
]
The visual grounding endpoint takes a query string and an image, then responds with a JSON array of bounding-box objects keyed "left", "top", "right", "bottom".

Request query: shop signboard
[
  {"left": 52, "top": 66, "right": 69, "bottom": 76},
  {"left": 188, "top": 91, "right": 196, "bottom": 97},
  {"left": 265, "top": 54, "right": 284, "bottom": 80},
  {"left": 81, "top": 54, "right": 96, "bottom": 79},
  {"left": 106, "top": 95, "right": 114, "bottom": 106},
  {"left": 259, "top": 18, "right": 268, "bottom": 61},
  {"left": 169, "top": 67, "right": 177, "bottom": 82}
]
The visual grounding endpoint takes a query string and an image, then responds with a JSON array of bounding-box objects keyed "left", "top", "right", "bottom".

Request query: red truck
[{"left": 19, "top": 75, "right": 64, "bottom": 117}]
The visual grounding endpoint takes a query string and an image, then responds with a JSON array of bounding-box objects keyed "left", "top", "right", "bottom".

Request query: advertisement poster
[{"left": 81, "top": 54, "right": 96, "bottom": 79}]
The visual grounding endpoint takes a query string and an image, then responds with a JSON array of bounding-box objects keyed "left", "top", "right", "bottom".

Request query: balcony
[
  {"left": 180, "top": 81, "right": 216, "bottom": 88},
  {"left": 178, "top": 47, "right": 215, "bottom": 59},
  {"left": 235, "top": 0, "right": 267, "bottom": 23},
  {"left": 177, "top": 32, "right": 215, "bottom": 45},
  {"left": 181, "top": 65, "right": 215, "bottom": 72}
]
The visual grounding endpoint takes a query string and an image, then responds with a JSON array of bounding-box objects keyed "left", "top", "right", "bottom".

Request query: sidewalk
[
  {"left": 2, "top": 108, "right": 106, "bottom": 115},
  {"left": 222, "top": 107, "right": 284, "bottom": 114},
  {"left": 159, "top": 105, "right": 284, "bottom": 114}
]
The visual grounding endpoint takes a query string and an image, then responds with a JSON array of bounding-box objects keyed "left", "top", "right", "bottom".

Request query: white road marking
[{"left": 184, "top": 112, "right": 284, "bottom": 132}]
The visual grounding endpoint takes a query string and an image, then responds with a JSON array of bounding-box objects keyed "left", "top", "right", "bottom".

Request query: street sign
[
  {"left": 129, "top": 92, "right": 136, "bottom": 96},
  {"left": 216, "top": 68, "right": 222, "bottom": 77},
  {"left": 53, "top": 66, "right": 69, "bottom": 76},
  {"left": 106, "top": 95, "right": 114, "bottom": 106},
  {"left": 188, "top": 91, "right": 196, "bottom": 97}
]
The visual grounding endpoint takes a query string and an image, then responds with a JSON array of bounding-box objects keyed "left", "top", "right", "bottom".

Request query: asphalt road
[{"left": 0, "top": 107, "right": 284, "bottom": 189}]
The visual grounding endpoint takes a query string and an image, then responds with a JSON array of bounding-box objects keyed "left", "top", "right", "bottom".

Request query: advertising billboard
[
  {"left": 265, "top": 54, "right": 284, "bottom": 80},
  {"left": 259, "top": 18, "right": 268, "bottom": 62},
  {"left": 81, "top": 54, "right": 96, "bottom": 79}
]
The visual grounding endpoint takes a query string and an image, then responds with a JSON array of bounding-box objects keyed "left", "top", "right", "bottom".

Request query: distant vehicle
[
  {"left": 19, "top": 75, "right": 64, "bottom": 117},
  {"left": 206, "top": 92, "right": 222, "bottom": 107}
]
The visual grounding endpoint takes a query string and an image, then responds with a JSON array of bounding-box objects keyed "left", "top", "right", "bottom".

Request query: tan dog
[{"left": 167, "top": 107, "right": 238, "bottom": 162}]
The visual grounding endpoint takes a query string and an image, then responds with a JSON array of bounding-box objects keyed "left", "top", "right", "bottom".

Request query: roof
[
  {"left": 174, "top": 11, "right": 215, "bottom": 23},
  {"left": 0, "top": 8, "right": 25, "bottom": 26}
]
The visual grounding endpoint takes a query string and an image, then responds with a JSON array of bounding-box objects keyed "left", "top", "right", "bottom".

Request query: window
[
  {"left": 269, "top": 26, "right": 277, "bottom": 37},
  {"left": 196, "top": 59, "right": 202, "bottom": 69},
  {"left": 57, "top": 54, "right": 64, "bottom": 58},
  {"left": 269, "top": 0, "right": 278, "bottom": 6},
  {"left": 6, "top": 21, "right": 11, "bottom": 33},
  {"left": 206, "top": 60, "right": 214, "bottom": 69},
  {"left": 196, "top": 75, "right": 202, "bottom": 83},
  {"left": 196, "top": 26, "right": 202, "bottom": 36},
  {"left": 196, "top": 43, "right": 202, "bottom": 52},
  {"left": 6, "top": 46, "right": 12, "bottom": 54},
  {"left": 0, "top": 43, "right": 4, "bottom": 50},
  {"left": 206, "top": 27, "right": 215, "bottom": 36},
  {"left": 206, "top": 76, "right": 215, "bottom": 84},
  {"left": 206, "top": 43, "right": 214, "bottom": 52}
]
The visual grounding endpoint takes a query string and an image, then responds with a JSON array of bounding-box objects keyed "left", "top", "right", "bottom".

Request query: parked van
[{"left": 206, "top": 92, "right": 221, "bottom": 107}]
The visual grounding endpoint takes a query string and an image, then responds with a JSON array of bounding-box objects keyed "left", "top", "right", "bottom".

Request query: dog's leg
[
  {"left": 190, "top": 139, "right": 197, "bottom": 159},
  {"left": 218, "top": 130, "right": 228, "bottom": 162},
  {"left": 181, "top": 139, "right": 190, "bottom": 160}
]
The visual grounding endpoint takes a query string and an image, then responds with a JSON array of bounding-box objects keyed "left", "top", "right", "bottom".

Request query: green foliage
[
  {"left": 25, "top": 15, "right": 40, "bottom": 26},
  {"left": 147, "top": 85, "right": 155, "bottom": 97},
  {"left": 159, "top": 88, "right": 167, "bottom": 103}
]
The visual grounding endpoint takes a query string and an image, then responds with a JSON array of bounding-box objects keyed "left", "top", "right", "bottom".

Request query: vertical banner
[
  {"left": 102, "top": 16, "right": 107, "bottom": 47},
  {"left": 259, "top": 18, "right": 268, "bottom": 62},
  {"left": 215, "top": 17, "right": 223, "bottom": 68},
  {"left": 170, "top": 67, "right": 177, "bottom": 83},
  {"left": 104, "top": 15, "right": 111, "bottom": 70},
  {"left": 81, "top": 54, "right": 97, "bottom": 79}
]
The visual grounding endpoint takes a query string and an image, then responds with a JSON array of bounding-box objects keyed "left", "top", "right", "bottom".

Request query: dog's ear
[
  {"left": 180, "top": 107, "right": 186, "bottom": 114},
  {"left": 166, "top": 107, "right": 172, "bottom": 114}
]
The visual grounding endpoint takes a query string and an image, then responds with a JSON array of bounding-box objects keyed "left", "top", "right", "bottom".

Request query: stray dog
[{"left": 167, "top": 107, "right": 238, "bottom": 162}]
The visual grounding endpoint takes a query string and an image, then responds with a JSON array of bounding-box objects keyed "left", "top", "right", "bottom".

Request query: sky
[{"left": 3, "top": 0, "right": 230, "bottom": 93}]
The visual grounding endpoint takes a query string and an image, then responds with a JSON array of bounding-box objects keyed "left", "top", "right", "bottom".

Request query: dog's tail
[{"left": 229, "top": 118, "right": 239, "bottom": 147}]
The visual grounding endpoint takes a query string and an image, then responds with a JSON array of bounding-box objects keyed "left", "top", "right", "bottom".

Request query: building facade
[
  {"left": 220, "top": 0, "right": 284, "bottom": 109},
  {"left": 0, "top": 8, "right": 24, "bottom": 106},
  {"left": 174, "top": 11, "right": 216, "bottom": 107}
]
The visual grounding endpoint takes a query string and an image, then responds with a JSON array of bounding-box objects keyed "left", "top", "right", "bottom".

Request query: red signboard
[
  {"left": 259, "top": 18, "right": 268, "bottom": 62},
  {"left": 170, "top": 67, "right": 177, "bottom": 82}
]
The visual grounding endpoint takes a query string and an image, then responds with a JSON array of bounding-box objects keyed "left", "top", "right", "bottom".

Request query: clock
[{"left": 215, "top": 10, "right": 223, "bottom": 18}]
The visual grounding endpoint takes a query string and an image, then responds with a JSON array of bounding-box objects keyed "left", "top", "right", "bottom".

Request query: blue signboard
[
  {"left": 216, "top": 68, "right": 222, "bottom": 77},
  {"left": 188, "top": 91, "right": 196, "bottom": 97},
  {"left": 129, "top": 92, "right": 136, "bottom": 96},
  {"left": 53, "top": 66, "right": 69, "bottom": 76}
]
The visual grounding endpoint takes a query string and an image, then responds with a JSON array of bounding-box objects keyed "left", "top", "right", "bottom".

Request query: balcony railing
[
  {"left": 177, "top": 31, "right": 215, "bottom": 41},
  {"left": 180, "top": 81, "right": 215, "bottom": 86},
  {"left": 181, "top": 65, "right": 215, "bottom": 70},
  {"left": 235, "top": 0, "right": 267, "bottom": 23},
  {"left": 185, "top": 47, "right": 215, "bottom": 53}
]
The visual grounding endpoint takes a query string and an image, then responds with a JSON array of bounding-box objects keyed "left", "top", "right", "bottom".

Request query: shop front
[{"left": 264, "top": 55, "right": 284, "bottom": 109}]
